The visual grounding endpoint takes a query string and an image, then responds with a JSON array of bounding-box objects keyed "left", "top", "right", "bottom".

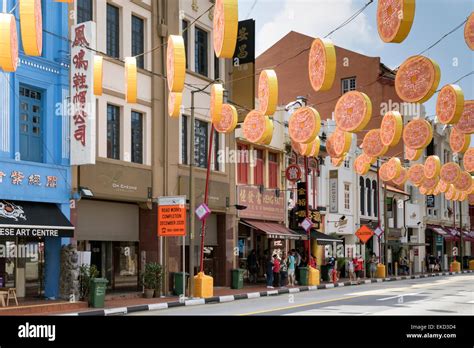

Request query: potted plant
[{"left": 142, "top": 262, "right": 162, "bottom": 299}]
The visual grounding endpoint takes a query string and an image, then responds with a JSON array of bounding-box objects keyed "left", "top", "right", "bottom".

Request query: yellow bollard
[
  {"left": 450, "top": 261, "right": 461, "bottom": 273},
  {"left": 194, "top": 272, "right": 214, "bottom": 298},
  {"left": 376, "top": 264, "right": 386, "bottom": 278},
  {"left": 308, "top": 266, "right": 320, "bottom": 286},
  {"left": 469, "top": 260, "right": 474, "bottom": 271}
]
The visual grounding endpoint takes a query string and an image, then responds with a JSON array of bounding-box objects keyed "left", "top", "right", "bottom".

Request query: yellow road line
[{"left": 238, "top": 294, "right": 369, "bottom": 316}]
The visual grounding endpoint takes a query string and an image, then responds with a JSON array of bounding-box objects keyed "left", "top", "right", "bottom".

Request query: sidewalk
[{"left": 64, "top": 270, "right": 473, "bottom": 316}]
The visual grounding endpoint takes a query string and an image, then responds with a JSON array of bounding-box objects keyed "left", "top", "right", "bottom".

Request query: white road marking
[{"left": 377, "top": 293, "right": 420, "bottom": 301}]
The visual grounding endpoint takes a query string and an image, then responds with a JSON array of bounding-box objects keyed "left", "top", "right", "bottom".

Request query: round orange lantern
[
  {"left": 380, "top": 111, "right": 403, "bottom": 147},
  {"left": 450, "top": 127, "right": 470, "bottom": 154},
  {"left": 381, "top": 157, "right": 402, "bottom": 182},
  {"left": 463, "top": 148, "right": 474, "bottom": 173},
  {"left": 20, "top": 0, "right": 42, "bottom": 56},
  {"left": 213, "top": 0, "right": 238, "bottom": 59},
  {"left": 464, "top": 11, "right": 474, "bottom": 50},
  {"left": 334, "top": 91, "right": 372, "bottom": 132},
  {"left": 243, "top": 110, "right": 268, "bottom": 144},
  {"left": 288, "top": 107, "right": 321, "bottom": 144},
  {"left": 167, "top": 35, "right": 186, "bottom": 93},
  {"left": 168, "top": 92, "right": 182, "bottom": 118},
  {"left": 468, "top": 194, "right": 474, "bottom": 206},
  {"left": 424, "top": 155, "right": 441, "bottom": 179},
  {"left": 354, "top": 154, "right": 371, "bottom": 175},
  {"left": 393, "top": 167, "right": 408, "bottom": 185},
  {"left": 437, "top": 180, "right": 449, "bottom": 193},
  {"left": 331, "top": 156, "right": 345, "bottom": 167},
  {"left": 258, "top": 70, "right": 278, "bottom": 116},
  {"left": 440, "top": 162, "right": 461, "bottom": 184},
  {"left": 0, "top": 13, "right": 19, "bottom": 72},
  {"left": 259, "top": 117, "right": 274, "bottom": 145},
  {"left": 210, "top": 84, "right": 224, "bottom": 124},
  {"left": 331, "top": 128, "right": 352, "bottom": 158},
  {"left": 214, "top": 103, "right": 238, "bottom": 134},
  {"left": 376, "top": 0, "right": 415, "bottom": 43},
  {"left": 308, "top": 38, "right": 336, "bottom": 92},
  {"left": 93, "top": 55, "right": 103, "bottom": 96},
  {"left": 395, "top": 55, "right": 441, "bottom": 103},
  {"left": 362, "top": 129, "right": 388, "bottom": 158},
  {"left": 125, "top": 57, "right": 137, "bottom": 103},
  {"left": 454, "top": 170, "right": 472, "bottom": 192},
  {"left": 436, "top": 84, "right": 464, "bottom": 125},
  {"left": 402, "top": 119, "right": 433, "bottom": 150},
  {"left": 454, "top": 100, "right": 474, "bottom": 135},
  {"left": 405, "top": 146, "right": 423, "bottom": 161},
  {"left": 407, "top": 164, "right": 425, "bottom": 186}
]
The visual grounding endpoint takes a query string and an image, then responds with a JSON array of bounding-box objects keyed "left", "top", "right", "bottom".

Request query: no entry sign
[{"left": 158, "top": 196, "right": 186, "bottom": 237}]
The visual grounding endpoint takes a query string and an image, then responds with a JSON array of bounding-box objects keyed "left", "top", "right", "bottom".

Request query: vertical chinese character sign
[{"left": 70, "top": 22, "right": 97, "bottom": 165}]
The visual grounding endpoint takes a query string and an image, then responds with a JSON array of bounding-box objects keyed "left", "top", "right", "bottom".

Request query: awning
[
  {"left": 426, "top": 225, "right": 448, "bottom": 236},
  {"left": 293, "top": 228, "right": 343, "bottom": 245},
  {"left": 0, "top": 200, "right": 74, "bottom": 238},
  {"left": 240, "top": 220, "right": 305, "bottom": 240},
  {"left": 386, "top": 185, "right": 410, "bottom": 196}
]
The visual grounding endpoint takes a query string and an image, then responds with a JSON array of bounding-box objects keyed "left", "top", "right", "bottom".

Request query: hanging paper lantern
[
  {"left": 407, "top": 164, "right": 425, "bottom": 186},
  {"left": 210, "top": 84, "right": 224, "bottom": 124},
  {"left": 436, "top": 84, "right": 464, "bottom": 125},
  {"left": 454, "top": 100, "right": 474, "bottom": 135},
  {"left": 379, "top": 163, "right": 392, "bottom": 182},
  {"left": 258, "top": 70, "right": 278, "bottom": 116},
  {"left": 437, "top": 180, "right": 449, "bottom": 193},
  {"left": 419, "top": 186, "right": 431, "bottom": 196},
  {"left": 125, "top": 57, "right": 137, "bottom": 103},
  {"left": 454, "top": 170, "right": 472, "bottom": 192},
  {"left": 259, "top": 117, "right": 274, "bottom": 145},
  {"left": 393, "top": 168, "right": 408, "bottom": 185},
  {"left": 376, "top": 0, "right": 415, "bottom": 43},
  {"left": 308, "top": 38, "right": 336, "bottom": 92},
  {"left": 466, "top": 176, "right": 474, "bottom": 194},
  {"left": 424, "top": 155, "right": 441, "bottom": 179},
  {"left": 242, "top": 110, "right": 267, "bottom": 144},
  {"left": 303, "top": 136, "right": 321, "bottom": 158},
  {"left": 381, "top": 158, "right": 402, "bottom": 182},
  {"left": 288, "top": 106, "right": 321, "bottom": 144},
  {"left": 445, "top": 184, "right": 456, "bottom": 201},
  {"left": 330, "top": 128, "right": 352, "bottom": 158},
  {"left": 93, "top": 55, "right": 103, "bottom": 96},
  {"left": 440, "top": 162, "right": 461, "bottom": 184},
  {"left": 0, "top": 13, "right": 19, "bottom": 72},
  {"left": 468, "top": 194, "right": 474, "bottom": 205},
  {"left": 463, "top": 148, "right": 474, "bottom": 173},
  {"left": 362, "top": 129, "right": 388, "bottom": 158},
  {"left": 354, "top": 154, "right": 371, "bottom": 175},
  {"left": 291, "top": 140, "right": 304, "bottom": 156},
  {"left": 395, "top": 55, "right": 441, "bottom": 103},
  {"left": 402, "top": 119, "right": 433, "bottom": 150},
  {"left": 334, "top": 91, "right": 372, "bottom": 132},
  {"left": 464, "top": 11, "right": 474, "bottom": 50},
  {"left": 20, "top": 0, "right": 42, "bottom": 56},
  {"left": 213, "top": 0, "right": 238, "bottom": 58},
  {"left": 380, "top": 111, "right": 403, "bottom": 147},
  {"left": 167, "top": 35, "right": 186, "bottom": 93},
  {"left": 450, "top": 127, "right": 470, "bottom": 154},
  {"left": 405, "top": 146, "right": 422, "bottom": 161},
  {"left": 422, "top": 176, "right": 439, "bottom": 192},
  {"left": 168, "top": 92, "right": 182, "bottom": 118},
  {"left": 459, "top": 191, "right": 467, "bottom": 201},
  {"left": 433, "top": 185, "right": 441, "bottom": 196},
  {"left": 214, "top": 103, "right": 237, "bottom": 133}
]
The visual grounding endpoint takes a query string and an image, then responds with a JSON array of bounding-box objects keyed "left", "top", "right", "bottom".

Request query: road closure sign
[
  {"left": 158, "top": 196, "right": 186, "bottom": 237},
  {"left": 355, "top": 225, "right": 374, "bottom": 244}
]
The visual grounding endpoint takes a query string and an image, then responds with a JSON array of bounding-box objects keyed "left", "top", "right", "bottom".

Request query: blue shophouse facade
[{"left": 0, "top": 0, "right": 71, "bottom": 299}]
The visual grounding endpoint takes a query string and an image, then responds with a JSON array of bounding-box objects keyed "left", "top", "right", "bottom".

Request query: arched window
[
  {"left": 360, "top": 177, "right": 365, "bottom": 215},
  {"left": 366, "top": 178, "right": 372, "bottom": 216},
  {"left": 372, "top": 180, "right": 378, "bottom": 217}
]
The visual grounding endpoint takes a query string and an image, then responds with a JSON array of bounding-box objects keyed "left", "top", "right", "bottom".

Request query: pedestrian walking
[
  {"left": 327, "top": 255, "right": 336, "bottom": 282},
  {"left": 247, "top": 249, "right": 259, "bottom": 283},
  {"left": 348, "top": 258, "right": 356, "bottom": 281},
  {"left": 369, "top": 253, "right": 377, "bottom": 279},
  {"left": 294, "top": 249, "right": 302, "bottom": 285},
  {"left": 355, "top": 255, "right": 364, "bottom": 280},
  {"left": 288, "top": 250, "right": 296, "bottom": 286},
  {"left": 265, "top": 254, "right": 274, "bottom": 289},
  {"left": 272, "top": 254, "right": 281, "bottom": 287},
  {"left": 280, "top": 252, "right": 288, "bottom": 287},
  {"left": 428, "top": 254, "right": 436, "bottom": 273}
]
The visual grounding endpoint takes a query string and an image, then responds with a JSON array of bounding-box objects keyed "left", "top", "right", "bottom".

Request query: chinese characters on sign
[
  {"left": 0, "top": 170, "right": 58, "bottom": 188},
  {"left": 232, "top": 19, "right": 255, "bottom": 66},
  {"left": 71, "top": 21, "right": 96, "bottom": 165},
  {"left": 237, "top": 186, "right": 285, "bottom": 221},
  {"left": 285, "top": 164, "right": 301, "bottom": 183},
  {"left": 296, "top": 181, "right": 307, "bottom": 223}
]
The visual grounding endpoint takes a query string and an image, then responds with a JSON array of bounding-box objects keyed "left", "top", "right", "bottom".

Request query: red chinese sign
[
  {"left": 285, "top": 164, "right": 301, "bottom": 183},
  {"left": 237, "top": 185, "right": 285, "bottom": 222},
  {"left": 71, "top": 22, "right": 96, "bottom": 165}
]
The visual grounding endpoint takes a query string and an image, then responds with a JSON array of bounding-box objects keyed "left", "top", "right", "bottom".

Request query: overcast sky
[{"left": 238, "top": 0, "right": 474, "bottom": 119}]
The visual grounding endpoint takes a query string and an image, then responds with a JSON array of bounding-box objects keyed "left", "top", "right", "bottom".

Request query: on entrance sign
[
  {"left": 355, "top": 225, "right": 374, "bottom": 244},
  {"left": 374, "top": 226, "right": 383, "bottom": 238},
  {"left": 158, "top": 196, "right": 186, "bottom": 237},
  {"left": 301, "top": 217, "right": 312, "bottom": 232}
]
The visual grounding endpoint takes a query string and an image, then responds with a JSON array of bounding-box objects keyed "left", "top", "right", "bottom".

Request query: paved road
[{"left": 129, "top": 274, "right": 474, "bottom": 316}]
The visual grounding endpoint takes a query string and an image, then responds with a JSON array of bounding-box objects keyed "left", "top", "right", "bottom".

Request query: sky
[{"left": 237, "top": 0, "right": 474, "bottom": 119}]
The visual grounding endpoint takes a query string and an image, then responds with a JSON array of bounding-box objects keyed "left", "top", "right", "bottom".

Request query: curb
[{"left": 67, "top": 270, "right": 473, "bottom": 316}]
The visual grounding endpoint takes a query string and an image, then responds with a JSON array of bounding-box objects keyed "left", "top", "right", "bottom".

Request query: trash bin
[
  {"left": 173, "top": 272, "right": 189, "bottom": 296},
  {"left": 320, "top": 265, "right": 329, "bottom": 282},
  {"left": 231, "top": 269, "right": 245, "bottom": 289},
  {"left": 89, "top": 278, "right": 108, "bottom": 308},
  {"left": 299, "top": 267, "right": 309, "bottom": 286}
]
